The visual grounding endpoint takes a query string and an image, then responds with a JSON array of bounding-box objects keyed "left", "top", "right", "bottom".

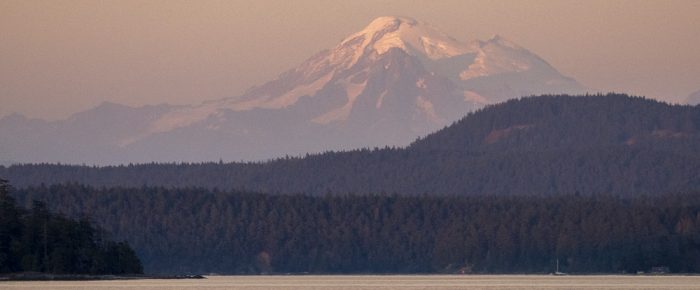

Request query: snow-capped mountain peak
[
  {"left": 339, "top": 16, "right": 473, "bottom": 64},
  {"left": 0, "top": 16, "right": 588, "bottom": 164},
  {"left": 126, "top": 16, "right": 586, "bottom": 144}
]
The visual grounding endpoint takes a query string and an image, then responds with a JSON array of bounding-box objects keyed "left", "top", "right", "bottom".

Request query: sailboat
[{"left": 554, "top": 258, "right": 567, "bottom": 275}]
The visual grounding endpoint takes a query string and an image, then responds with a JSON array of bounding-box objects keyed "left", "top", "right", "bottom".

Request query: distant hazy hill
[
  {"left": 688, "top": 90, "right": 700, "bottom": 105},
  {"left": 3, "top": 94, "right": 699, "bottom": 197}
]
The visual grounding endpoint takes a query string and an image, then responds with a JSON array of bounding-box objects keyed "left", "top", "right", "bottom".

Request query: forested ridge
[
  {"left": 0, "top": 180, "right": 142, "bottom": 275},
  {"left": 11, "top": 184, "right": 700, "bottom": 274},
  {"left": 2, "top": 94, "right": 698, "bottom": 197},
  {"left": 2, "top": 94, "right": 700, "bottom": 275}
]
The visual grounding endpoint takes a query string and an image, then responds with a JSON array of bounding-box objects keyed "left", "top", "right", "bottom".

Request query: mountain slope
[
  {"left": 411, "top": 94, "right": 699, "bottom": 153},
  {"left": 0, "top": 16, "right": 586, "bottom": 164},
  {"left": 3, "top": 94, "right": 699, "bottom": 197}
]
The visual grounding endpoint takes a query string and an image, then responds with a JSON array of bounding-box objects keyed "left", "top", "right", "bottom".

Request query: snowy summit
[{"left": 340, "top": 16, "right": 473, "bottom": 61}]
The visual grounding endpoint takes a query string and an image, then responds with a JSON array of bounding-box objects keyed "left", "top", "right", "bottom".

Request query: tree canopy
[{"left": 12, "top": 184, "right": 700, "bottom": 274}]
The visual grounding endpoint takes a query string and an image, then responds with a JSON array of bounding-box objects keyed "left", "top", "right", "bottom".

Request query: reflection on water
[{"left": 3, "top": 275, "right": 700, "bottom": 289}]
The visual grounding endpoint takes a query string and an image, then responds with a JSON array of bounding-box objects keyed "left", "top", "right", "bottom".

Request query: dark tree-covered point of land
[
  {"left": 0, "top": 180, "right": 143, "bottom": 275},
  {"left": 12, "top": 184, "right": 700, "bottom": 274}
]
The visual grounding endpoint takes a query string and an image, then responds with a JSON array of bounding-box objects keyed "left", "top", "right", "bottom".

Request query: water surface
[{"left": 3, "top": 275, "right": 700, "bottom": 289}]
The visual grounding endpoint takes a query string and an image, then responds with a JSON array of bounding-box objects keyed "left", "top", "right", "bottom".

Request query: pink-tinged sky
[{"left": 1, "top": 0, "right": 699, "bottom": 120}]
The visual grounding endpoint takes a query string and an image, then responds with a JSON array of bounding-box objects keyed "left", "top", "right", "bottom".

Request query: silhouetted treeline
[
  {"left": 12, "top": 183, "right": 700, "bottom": 274},
  {"left": 0, "top": 180, "right": 142, "bottom": 274},
  {"left": 2, "top": 94, "right": 699, "bottom": 197}
]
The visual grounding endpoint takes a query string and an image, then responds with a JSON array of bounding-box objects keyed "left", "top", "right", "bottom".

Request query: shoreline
[
  {"left": 0, "top": 272, "right": 205, "bottom": 281},
  {"left": 3, "top": 272, "right": 697, "bottom": 281}
]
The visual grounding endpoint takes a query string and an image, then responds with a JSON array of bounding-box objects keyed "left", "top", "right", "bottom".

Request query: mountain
[
  {"left": 0, "top": 16, "right": 586, "bottom": 165},
  {"left": 0, "top": 103, "right": 173, "bottom": 164},
  {"left": 4, "top": 94, "right": 699, "bottom": 197},
  {"left": 687, "top": 90, "right": 700, "bottom": 105}
]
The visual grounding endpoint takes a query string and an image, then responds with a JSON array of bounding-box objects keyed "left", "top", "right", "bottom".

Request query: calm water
[{"left": 3, "top": 275, "right": 700, "bottom": 289}]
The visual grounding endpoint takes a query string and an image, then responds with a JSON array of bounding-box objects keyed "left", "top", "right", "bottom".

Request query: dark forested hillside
[
  {"left": 11, "top": 184, "right": 700, "bottom": 274},
  {"left": 2, "top": 94, "right": 699, "bottom": 196},
  {"left": 411, "top": 94, "right": 699, "bottom": 153}
]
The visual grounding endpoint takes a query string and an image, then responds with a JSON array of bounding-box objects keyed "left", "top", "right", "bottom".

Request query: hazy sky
[{"left": 2, "top": 0, "right": 699, "bottom": 120}]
